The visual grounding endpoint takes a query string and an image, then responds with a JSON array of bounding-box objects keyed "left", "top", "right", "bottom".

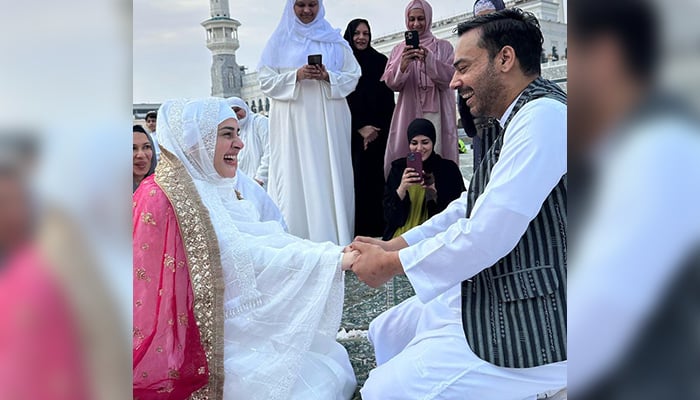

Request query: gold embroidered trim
[{"left": 155, "top": 148, "right": 225, "bottom": 399}]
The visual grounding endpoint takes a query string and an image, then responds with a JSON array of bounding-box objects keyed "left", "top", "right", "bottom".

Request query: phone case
[
  {"left": 406, "top": 151, "right": 423, "bottom": 175},
  {"left": 404, "top": 30, "right": 420, "bottom": 49},
  {"left": 307, "top": 54, "right": 322, "bottom": 65}
]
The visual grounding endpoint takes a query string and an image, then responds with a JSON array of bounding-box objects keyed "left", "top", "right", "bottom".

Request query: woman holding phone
[
  {"left": 381, "top": 0, "right": 458, "bottom": 178},
  {"left": 383, "top": 118, "right": 464, "bottom": 240},
  {"left": 258, "top": 0, "right": 361, "bottom": 245}
]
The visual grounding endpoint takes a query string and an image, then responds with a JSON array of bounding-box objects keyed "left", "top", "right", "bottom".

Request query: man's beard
[{"left": 469, "top": 62, "right": 505, "bottom": 118}]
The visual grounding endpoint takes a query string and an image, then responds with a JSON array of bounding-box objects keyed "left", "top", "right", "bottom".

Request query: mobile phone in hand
[
  {"left": 307, "top": 54, "right": 322, "bottom": 66},
  {"left": 404, "top": 30, "right": 419, "bottom": 49},
  {"left": 406, "top": 151, "right": 423, "bottom": 178}
]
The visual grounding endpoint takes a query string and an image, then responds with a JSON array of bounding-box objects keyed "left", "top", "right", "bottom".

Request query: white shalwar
[
  {"left": 361, "top": 97, "right": 568, "bottom": 399},
  {"left": 259, "top": 46, "right": 360, "bottom": 245}
]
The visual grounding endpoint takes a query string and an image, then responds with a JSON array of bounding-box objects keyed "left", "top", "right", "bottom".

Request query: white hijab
[
  {"left": 226, "top": 96, "right": 253, "bottom": 131},
  {"left": 156, "top": 98, "right": 266, "bottom": 316},
  {"left": 257, "top": 0, "right": 351, "bottom": 72}
]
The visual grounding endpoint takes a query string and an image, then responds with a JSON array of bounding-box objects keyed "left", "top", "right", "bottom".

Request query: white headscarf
[
  {"left": 156, "top": 98, "right": 265, "bottom": 316},
  {"left": 257, "top": 0, "right": 351, "bottom": 72},
  {"left": 226, "top": 96, "right": 252, "bottom": 130}
]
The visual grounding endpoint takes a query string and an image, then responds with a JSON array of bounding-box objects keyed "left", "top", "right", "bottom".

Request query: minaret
[{"left": 202, "top": 0, "right": 243, "bottom": 98}]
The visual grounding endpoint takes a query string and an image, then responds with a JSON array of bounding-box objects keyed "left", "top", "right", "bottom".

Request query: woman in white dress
[
  {"left": 258, "top": 0, "right": 361, "bottom": 245},
  {"left": 133, "top": 97, "right": 357, "bottom": 399}
]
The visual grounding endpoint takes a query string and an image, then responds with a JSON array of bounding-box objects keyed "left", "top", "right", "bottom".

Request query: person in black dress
[
  {"left": 344, "top": 18, "right": 396, "bottom": 237},
  {"left": 383, "top": 118, "right": 465, "bottom": 240}
]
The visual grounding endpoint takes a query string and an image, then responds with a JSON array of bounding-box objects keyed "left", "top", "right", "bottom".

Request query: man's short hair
[
  {"left": 133, "top": 125, "right": 147, "bottom": 134},
  {"left": 569, "top": 0, "right": 658, "bottom": 82},
  {"left": 456, "top": 8, "right": 543, "bottom": 76},
  {"left": 145, "top": 111, "right": 157, "bottom": 120}
]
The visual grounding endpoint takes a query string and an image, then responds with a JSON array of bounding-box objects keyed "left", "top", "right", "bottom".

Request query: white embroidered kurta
[
  {"left": 362, "top": 96, "right": 568, "bottom": 399},
  {"left": 215, "top": 187, "right": 356, "bottom": 400},
  {"left": 235, "top": 170, "right": 287, "bottom": 231},
  {"left": 259, "top": 46, "right": 361, "bottom": 245}
]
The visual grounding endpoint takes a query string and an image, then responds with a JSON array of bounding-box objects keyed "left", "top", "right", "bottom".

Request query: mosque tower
[{"left": 202, "top": 0, "right": 243, "bottom": 98}]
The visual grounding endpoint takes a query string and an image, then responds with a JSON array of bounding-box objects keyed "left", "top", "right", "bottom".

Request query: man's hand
[
  {"left": 348, "top": 241, "right": 403, "bottom": 288},
  {"left": 353, "top": 236, "right": 409, "bottom": 252}
]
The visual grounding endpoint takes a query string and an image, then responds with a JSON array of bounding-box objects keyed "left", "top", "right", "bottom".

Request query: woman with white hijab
[
  {"left": 225, "top": 97, "right": 271, "bottom": 189},
  {"left": 258, "top": 0, "right": 361, "bottom": 245},
  {"left": 133, "top": 98, "right": 357, "bottom": 400}
]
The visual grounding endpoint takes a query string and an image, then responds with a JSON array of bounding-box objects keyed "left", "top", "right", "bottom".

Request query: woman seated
[
  {"left": 383, "top": 118, "right": 465, "bottom": 240},
  {"left": 132, "top": 98, "right": 357, "bottom": 400}
]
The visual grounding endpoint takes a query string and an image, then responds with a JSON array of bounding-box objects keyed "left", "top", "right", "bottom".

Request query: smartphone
[
  {"left": 404, "top": 30, "right": 420, "bottom": 49},
  {"left": 307, "top": 54, "right": 322, "bottom": 66},
  {"left": 406, "top": 151, "right": 423, "bottom": 177}
]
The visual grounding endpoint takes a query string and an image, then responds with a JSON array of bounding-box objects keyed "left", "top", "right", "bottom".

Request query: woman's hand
[
  {"left": 358, "top": 125, "right": 380, "bottom": 150},
  {"left": 397, "top": 167, "right": 422, "bottom": 199},
  {"left": 296, "top": 64, "right": 329, "bottom": 82},
  {"left": 399, "top": 46, "right": 426, "bottom": 73},
  {"left": 341, "top": 249, "right": 360, "bottom": 271},
  {"left": 316, "top": 64, "right": 330, "bottom": 82}
]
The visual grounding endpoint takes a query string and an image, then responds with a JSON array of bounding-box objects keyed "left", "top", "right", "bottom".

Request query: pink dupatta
[{"left": 133, "top": 175, "right": 209, "bottom": 399}]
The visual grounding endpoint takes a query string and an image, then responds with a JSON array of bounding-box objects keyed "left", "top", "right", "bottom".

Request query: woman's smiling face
[{"left": 294, "top": 0, "right": 319, "bottom": 25}]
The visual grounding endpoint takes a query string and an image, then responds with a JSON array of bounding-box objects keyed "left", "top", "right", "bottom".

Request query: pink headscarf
[
  {"left": 384, "top": 0, "right": 440, "bottom": 109},
  {"left": 405, "top": 0, "right": 438, "bottom": 52}
]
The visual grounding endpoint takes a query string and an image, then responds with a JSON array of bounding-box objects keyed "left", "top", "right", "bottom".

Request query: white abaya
[{"left": 259, "top": 46, "right": 361, "bottom": 245}]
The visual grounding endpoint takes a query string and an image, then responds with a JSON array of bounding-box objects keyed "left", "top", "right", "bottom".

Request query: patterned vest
[
  {"left": 461, "top": 77, "right": 567, "bottom": 368},
  {"left": 472, "top": 116, "right": 501, "bottom": 172}
]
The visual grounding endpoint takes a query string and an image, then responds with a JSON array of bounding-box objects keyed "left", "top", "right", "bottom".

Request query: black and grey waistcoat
[{"left": 461, "top": 77, "right": 567, "bottom": 368}]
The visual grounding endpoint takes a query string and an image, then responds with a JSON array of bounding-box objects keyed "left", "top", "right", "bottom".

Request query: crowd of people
[{"left": 132, "top": 0, "right": 568, "bottom": 399}]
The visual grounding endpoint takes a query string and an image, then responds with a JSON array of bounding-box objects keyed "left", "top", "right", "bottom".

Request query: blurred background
[
  {"left": 1, "top": 0, "right": 698, "bottom": 398},
  {"left": 0, "top": 0, "right": 131, "bottom": 398},
  {"left": 568, "top": 0, "right": 700, "bottom": 398}
]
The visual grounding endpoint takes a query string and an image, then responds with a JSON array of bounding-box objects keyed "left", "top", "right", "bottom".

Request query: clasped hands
[
  {"left": 297, "top": 63, "right": 330, "bottom": 82},
  {"left": 341, "top": 236, "right": 405, "bottom": 288}
]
